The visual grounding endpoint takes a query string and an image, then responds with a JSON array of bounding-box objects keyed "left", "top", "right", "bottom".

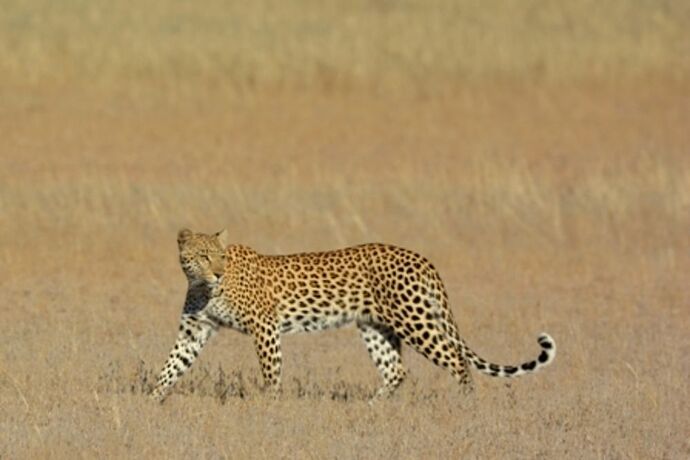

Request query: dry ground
[{"left": 1, "top": 1, "right": 690, "bottom": 459}]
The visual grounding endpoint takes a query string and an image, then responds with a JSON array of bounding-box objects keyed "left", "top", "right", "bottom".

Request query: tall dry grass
[
  {"left": 0, "top": 0, "right": 688, "bottom": 99},
  {"left": 2, "top": 84, "right": 688, "bottom": 279}
]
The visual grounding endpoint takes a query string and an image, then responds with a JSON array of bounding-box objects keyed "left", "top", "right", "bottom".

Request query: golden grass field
[{"left": 1, "top": 1, "right": 689, "bottom": 458}]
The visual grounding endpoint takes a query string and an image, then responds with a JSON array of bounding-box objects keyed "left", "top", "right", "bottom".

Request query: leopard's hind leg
[
  {"left": 357, "top": 321, "right": 406, "bottom": 401},
  {"left": 373, "top": 282, "right": 475, "bottom": 394}
]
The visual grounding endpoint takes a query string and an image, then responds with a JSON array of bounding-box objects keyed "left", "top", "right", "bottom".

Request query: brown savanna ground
[{"left": 1, "top": 1, "right": 689, "bottom": 458}]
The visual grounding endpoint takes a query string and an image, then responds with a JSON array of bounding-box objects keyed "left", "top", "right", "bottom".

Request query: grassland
[
  {"left": 1, "top": 1, "right": 689, "bottom": 458},
  {"left": 1, "top": 0, "right": 689, "bottom": 98}
]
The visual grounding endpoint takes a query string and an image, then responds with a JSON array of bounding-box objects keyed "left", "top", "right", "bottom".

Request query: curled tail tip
[
  {"left": 537, "top": 332, "right": 555, "bottom": 349},
  {"left": 537, "top": 332, "right": 556, "bottom": 365}
]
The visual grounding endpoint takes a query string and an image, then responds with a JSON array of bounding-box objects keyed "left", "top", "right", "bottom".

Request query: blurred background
[
  {"left": 2, "top": 0, "right": 689, "bottom": 93},
  {"left": 1, "top": 1, "right": 688, "bottom": 457},
  {"left": 2, "top": 0, "right": 688, "bottom": 277}
]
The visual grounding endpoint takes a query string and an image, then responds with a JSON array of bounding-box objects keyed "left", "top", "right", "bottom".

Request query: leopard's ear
[
  {"left": 177, "top": 228, "right": 193, "bottom": 245},
  {"left": 215, "top": 228, "right": 229, "bottom": 247}
]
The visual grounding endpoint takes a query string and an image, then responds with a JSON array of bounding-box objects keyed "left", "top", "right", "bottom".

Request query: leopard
[{"left": 151, "top": 228, "right": 556, "bottom": 403}]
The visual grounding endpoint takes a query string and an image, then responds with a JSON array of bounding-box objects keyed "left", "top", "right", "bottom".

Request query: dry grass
[{"left": 1, "top": 1, "right": 690, "bottom": 459}]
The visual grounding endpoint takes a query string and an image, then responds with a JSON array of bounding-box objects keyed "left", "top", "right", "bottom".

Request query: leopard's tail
[
  {"left": 430, "top": 301, "right": 556, "bottom": 378},
  {"left": 461, "top": 332, "right": 556, "bottom": 378}
]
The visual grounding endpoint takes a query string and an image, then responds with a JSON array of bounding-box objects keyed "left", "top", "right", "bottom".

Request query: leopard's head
[{"left": 177, "top": 228, "right": 229, "bottom": 285}]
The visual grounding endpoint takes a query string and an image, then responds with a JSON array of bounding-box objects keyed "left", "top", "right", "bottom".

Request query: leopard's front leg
[
  {"left": 252, "top": 310, "right": 283, "bottom": 397},
  {"left": 151, "top": 312, "right": 219, "bottom": 402}
]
